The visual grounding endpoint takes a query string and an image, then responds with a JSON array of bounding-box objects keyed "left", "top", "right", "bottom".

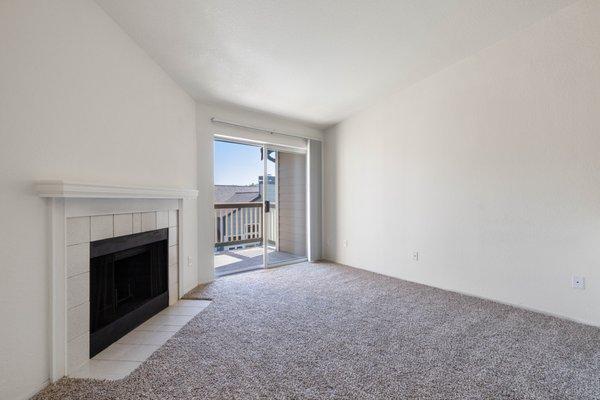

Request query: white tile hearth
[
  {"left": 69, "top": 360, "right": 141, "bottom": 380},
  {"left": 70, "top": 300, "right": 211, "bottom": 380},
  {"left": 95, "top": 343, "right": 160, "bottom": 362},
  {"left": 160, "top": 306, "right": 200, "bottom": 317},
  {"left": 117, "top": 330, "right": 174, "bottom": 346},
  {"left": 176, "top": 300, "right": 202, "bottom": 307},
  {"left": 145, "top": 314, "right": 194, "bottom": 326},
  {"left": 136, "top": 323, "right": 180, "bottom": 333}
]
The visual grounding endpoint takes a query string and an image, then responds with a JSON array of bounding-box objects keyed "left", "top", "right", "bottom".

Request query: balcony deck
[{"left": 214, "top": 247, "right": 303, "bottom": 277}]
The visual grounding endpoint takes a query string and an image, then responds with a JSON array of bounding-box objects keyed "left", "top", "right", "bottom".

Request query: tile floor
[{"left": 70, "top": 299, "right": 211, "bottom": 380}]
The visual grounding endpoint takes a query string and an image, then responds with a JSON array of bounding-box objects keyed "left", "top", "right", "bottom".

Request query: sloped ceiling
[{"left": 96, "top": 0, "right": 576, "bottom": 128}]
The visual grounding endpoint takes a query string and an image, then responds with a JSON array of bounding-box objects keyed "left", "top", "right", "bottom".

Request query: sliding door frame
[{"left": 213, "top": 135, "right": 307, "bottom": 273}]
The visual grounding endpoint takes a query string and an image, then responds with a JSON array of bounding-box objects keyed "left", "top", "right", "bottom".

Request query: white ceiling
[{"left": 96, "top": 0, "right": 576, "bottom": 128}]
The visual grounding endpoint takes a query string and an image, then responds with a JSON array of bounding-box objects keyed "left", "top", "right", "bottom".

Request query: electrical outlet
[
  {"left": 188, "top": 256, "right": 193, "bottom": 268},
  {"left": 572, "top": 276, "right": 585, "bottom": 289},
  {"left": 412, "top": 251, "right": 419, "bottom": 261},
  {"left": 343, "top": 240, "right": 348, "bottom": 248}
]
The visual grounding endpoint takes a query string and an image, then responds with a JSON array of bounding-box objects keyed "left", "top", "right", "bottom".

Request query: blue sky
[{"left": 214, "top": 140, "right": 262, "bottom": 185}]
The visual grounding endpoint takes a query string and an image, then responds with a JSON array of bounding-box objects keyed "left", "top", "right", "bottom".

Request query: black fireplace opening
[{"left": 90, "top": 228, "right": 169, "bottom": 357}]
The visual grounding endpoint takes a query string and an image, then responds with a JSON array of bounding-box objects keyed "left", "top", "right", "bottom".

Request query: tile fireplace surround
[
  {"left": 37, "top": 181, "right": 198, "bottom": 382},
  {"left": 67, "top": 210, "right": 178, "bottom": 373}
]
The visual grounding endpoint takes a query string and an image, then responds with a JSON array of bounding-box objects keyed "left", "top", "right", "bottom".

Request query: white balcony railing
[{"left": 214, "top": 202, "right": 278, "bottom": 248}]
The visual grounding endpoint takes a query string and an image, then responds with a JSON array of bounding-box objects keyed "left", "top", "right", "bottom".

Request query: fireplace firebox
[{"left": 90, "top": 229, "right": 169, "bottom": 357}]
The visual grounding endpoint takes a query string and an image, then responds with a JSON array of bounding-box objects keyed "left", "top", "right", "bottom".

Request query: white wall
[
  {"left": 324, "top": 0, "right": 600, "bottom": 327},
  {"left": 196, "top": 103, "right": 322, "bottom": 283},
  {"left": 0, "top": 1, "right": 197, "bottom": 399}
]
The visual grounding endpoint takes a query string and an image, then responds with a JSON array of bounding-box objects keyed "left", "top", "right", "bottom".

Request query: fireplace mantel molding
[{"left": 36, "top": 180, "right": 198, "bottom": 199}]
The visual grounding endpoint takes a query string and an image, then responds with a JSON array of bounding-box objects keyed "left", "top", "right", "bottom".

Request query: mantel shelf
[{"left": 36, "top": 180, "right": 198, "bottom": 199}]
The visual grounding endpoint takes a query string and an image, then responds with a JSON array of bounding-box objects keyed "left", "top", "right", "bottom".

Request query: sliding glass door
[{"left": 212, "top": 139, "right": 307, "bottom": 278}]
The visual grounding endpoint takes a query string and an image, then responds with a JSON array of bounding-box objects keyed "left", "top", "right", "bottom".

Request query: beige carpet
[{"left": 35, "top": 261, "right": 600, "bottom": 399}]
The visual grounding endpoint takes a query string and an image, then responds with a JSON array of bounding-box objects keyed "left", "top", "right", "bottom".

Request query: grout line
[
  {"left": 66, "top": 242, "right": 90, "bottom": 248},
  {"left": 67, "top": 299, "right": 90, "bottom": 311},
  {"left": 67, "top": 269, "right": 90, "bottom": 280}
]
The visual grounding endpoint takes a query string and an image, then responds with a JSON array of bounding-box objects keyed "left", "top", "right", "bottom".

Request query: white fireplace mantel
[{"left": 36, "top": 180, "right": 198, "bottom": 199}]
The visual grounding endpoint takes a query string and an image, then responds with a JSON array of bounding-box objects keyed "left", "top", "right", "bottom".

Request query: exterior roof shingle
[{"left": 214, "top": 184, "right": 260, "bottom": 203}]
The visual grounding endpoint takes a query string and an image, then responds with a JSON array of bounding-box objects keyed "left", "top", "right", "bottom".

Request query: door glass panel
[{"left": 213, "top": 140, "right": 264, "bottom": 277}]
